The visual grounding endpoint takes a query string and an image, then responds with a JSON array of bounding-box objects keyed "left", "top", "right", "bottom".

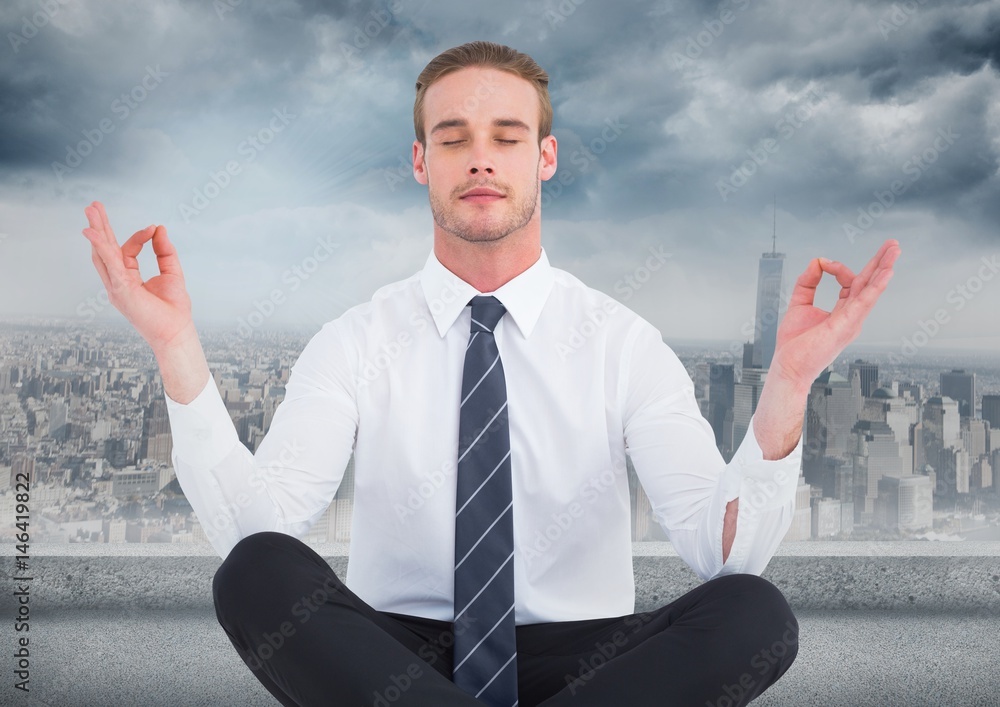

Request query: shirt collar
[{"left": 419, "top": 245, "right": 554, "bottom": 340}]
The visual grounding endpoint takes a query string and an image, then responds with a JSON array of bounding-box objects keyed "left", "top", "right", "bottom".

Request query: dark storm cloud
[
  {"left": 0, "top": 0, "right": 997, "bottom": 340},
  {"left": 0, "top": 0, "right": 408, "bottom": 178}
]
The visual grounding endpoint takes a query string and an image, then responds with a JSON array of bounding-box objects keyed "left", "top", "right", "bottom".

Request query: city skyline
[{"left": 4, "top": 318, "right": 1000, "bottom": 545}]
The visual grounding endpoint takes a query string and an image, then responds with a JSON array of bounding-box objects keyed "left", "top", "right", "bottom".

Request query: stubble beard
[{"left": 429, "top": 177, "right": 540, "bottom": 244}]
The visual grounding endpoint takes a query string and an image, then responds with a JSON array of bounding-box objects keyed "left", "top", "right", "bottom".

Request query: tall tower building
[
  {"left": 876, "top": 474, "right": 933, "bottom": 532},
  {"left": 751, "top": 208, "right": 785, "bottom": 370},
  {"left": 49, "top": 400, "right": 68, "bottom": 441},
  {"left": 848, "top": 359, "right": 879, "bottom": 398},
  {"left": 940, "top": 369, "right": 976, "bottom": 418},
  {"left": 708, "top": 363, "right": 735, "bottom": 450},
  {"left": 732, "top": 367, "right": 767, "bottom": 452},
  {"left": 851, "top": 420, "right": 903, "bottom": 525},
  {"left": 805, "top": 368, "right": 863, "bottom": 462},
  {"left": 328, "top": 454, "right": 356, "bottom": 542},
  {"left": 782, "top": 477, "right": 813, "bottom": 541},
  {"left": 981, "top": 394, "right": 1000, "bottom": 430}
]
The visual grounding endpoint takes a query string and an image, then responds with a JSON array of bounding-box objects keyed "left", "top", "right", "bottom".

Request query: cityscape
[{"left": 2, "top": 244, "right": 999, "bottom": 548}]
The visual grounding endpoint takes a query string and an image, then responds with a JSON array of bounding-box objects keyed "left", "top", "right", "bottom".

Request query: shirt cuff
[
  {"left": 163, "top": 374, "right": 242, "bottom": 469},
  {"left": 719, "top": 413, "right": 803, "bottom": 513}
]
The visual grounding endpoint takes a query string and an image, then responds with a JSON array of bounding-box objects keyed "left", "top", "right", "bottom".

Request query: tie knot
[{"left": 468, "top": 295, "right": 506, "bottom": 333}]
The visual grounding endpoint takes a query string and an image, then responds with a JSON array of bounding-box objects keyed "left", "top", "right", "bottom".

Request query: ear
[
  {"left": 413, "top": 140, "right": 428, "bottom": 185},
  {"left": 538, "top": 134, "right": 557, "bottom": 182}
]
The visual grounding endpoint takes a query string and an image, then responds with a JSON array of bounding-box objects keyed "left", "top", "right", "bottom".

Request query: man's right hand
[
  {"left": 82, "top": 200, "right": 210, "bottom": 404},
  {"left": 82, "top": 200, "right": 194, "bottom": 355}
]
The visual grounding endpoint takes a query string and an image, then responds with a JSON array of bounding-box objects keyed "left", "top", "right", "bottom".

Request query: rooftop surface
[{"left": 3, "top": 542, "right": 998, "bottom": 706}]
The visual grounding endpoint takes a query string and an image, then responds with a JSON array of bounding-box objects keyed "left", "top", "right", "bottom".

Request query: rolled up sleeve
[{"left": 621, "top": 319, "right": 803, "bottom": 580}]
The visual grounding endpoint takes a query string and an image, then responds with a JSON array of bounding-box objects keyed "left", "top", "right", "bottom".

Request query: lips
[{"left": 460, "top": 187, "right": 505, "bottom": 199}]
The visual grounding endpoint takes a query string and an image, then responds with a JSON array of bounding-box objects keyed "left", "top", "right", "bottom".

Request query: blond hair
[{"left": 413, "top": 41, "right": 552, "bottom": 147}]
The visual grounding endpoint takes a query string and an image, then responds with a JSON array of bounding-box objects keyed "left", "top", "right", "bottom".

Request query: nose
[{"left": 467, "top": 139, "right": 495, "bottom": 177}]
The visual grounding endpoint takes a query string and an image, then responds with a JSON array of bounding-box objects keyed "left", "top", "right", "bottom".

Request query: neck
[{"left": 434, "top": 228, "right": 541, "bottom": 293}]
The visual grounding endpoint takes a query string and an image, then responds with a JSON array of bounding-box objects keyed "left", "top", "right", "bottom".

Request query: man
[{"left": 81, "top": 41, "right": 900, "bottom": 706}]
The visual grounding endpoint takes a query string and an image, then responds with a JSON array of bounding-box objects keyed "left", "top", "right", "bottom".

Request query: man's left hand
[{"left": 769, "top": 238, "right": 902, "bottom": 390}]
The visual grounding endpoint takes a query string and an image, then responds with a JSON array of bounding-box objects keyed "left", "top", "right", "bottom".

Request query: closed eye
[{"left": 440, "top": 139, "right": 520, "bottom": 145}]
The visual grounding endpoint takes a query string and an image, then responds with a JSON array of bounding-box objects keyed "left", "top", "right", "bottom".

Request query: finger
[
  {"left": 150, "top": 225, "right": 184, "bottom": 278},
  {"left": 91, "top": 244, "right": 113, "bottom": 293},
  {"left": 818, "top": 259, "right": 856, "bottom": 297},
  {"left": 787, "top": 257, "right": 824, "bottom": 308},
  {"left": 844, "top": 241, "right": 901, "bottom": 310},
  {"left": 121, "top": 225, "right": 157, "bottom": 270},
  {"left": 84, "top": 219, "right": 129, "bottom": 289},
  {"left": 95, "top": 201, "right": 119, "bottom": 245},
  {"left": 84, "top": 204, "right": 107, "bottom": 242},
  {"left": 84, "top": 201, "right": 119, "bottom": 253},
  {"left": 834, "top": 249, "right": 899, "bottom": 326},
  {"left": 848, "top": 238, "right": 900, "bottom": 294}
]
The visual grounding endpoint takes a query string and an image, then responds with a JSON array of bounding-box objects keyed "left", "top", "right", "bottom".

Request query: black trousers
[{"left": 213, "top": 531, "right": 798, "bottom": 706}]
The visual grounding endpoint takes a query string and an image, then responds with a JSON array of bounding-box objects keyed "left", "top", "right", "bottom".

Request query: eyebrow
[{"left": 430, "top": 117, "right": 532, "bottom": 135}]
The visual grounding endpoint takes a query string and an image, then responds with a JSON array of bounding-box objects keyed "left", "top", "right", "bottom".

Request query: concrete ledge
[
  {"left": 3, "top": 542, "right": 999, "bottom": 614},
  {"left": 5, "top": 543, "right": 998, "bottom": 706}
]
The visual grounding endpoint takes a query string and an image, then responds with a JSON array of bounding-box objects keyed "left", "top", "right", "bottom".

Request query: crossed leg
[{"left": 213, "top": 531, "right": 798, "bottom": 706}]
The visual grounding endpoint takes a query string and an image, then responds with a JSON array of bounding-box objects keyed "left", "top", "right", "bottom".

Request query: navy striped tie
[{"left": 453, "top": 295, "right": 518, "bottom": 706}]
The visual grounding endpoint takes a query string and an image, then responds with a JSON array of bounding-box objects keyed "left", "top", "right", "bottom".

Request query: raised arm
[
  {"left": 80, "top": 201, "right": 358, "bottom": 558},
  {"left": 722, "top": 239, "right": 902, "bottom": 561}
]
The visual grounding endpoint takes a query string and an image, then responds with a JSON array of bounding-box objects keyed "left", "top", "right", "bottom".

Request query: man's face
[{"left": 413, "top": 66, "right": 557, "bottom": 244}]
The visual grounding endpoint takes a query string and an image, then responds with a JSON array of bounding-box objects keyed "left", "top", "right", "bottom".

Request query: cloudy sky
[{"left": 1, "top": 0, "right": 998, "bottom": 352}]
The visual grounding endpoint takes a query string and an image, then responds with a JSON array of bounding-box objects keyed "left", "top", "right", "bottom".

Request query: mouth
[{"left": 460, "top": 187, "right": 505, "bottom": 203}]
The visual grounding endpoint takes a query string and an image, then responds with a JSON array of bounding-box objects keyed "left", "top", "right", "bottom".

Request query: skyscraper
[
  {"left": 876, "top": 474, "right": 933, "bottom": 532},
  {"left": 708, "top": 363, "right": 735, "bottom": 450},
  {"left": 981, "top": 394, "right": 1000, "bottom": 430},
  {"left": 751, "top": 202, "right": 785, "bottom": 370},
  {"left": 732, "top": 367, "right": 767, "bottom": 453},
  {"left": 805, "top": 368, "right": 863, "bottom": 461},
  {"left": 848, "top": 359, "right": 879, "bottom": 398},
  {"left": 940, "top": 369, "right": 976, "bottom": 418},
  {"left": 851, "top": 419, "right": 903, "bottom": 524}
]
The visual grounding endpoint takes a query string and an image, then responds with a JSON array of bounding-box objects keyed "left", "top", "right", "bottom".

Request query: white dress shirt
[{"left": 164, "top": 246, "right": 803, "bottom": 625}]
